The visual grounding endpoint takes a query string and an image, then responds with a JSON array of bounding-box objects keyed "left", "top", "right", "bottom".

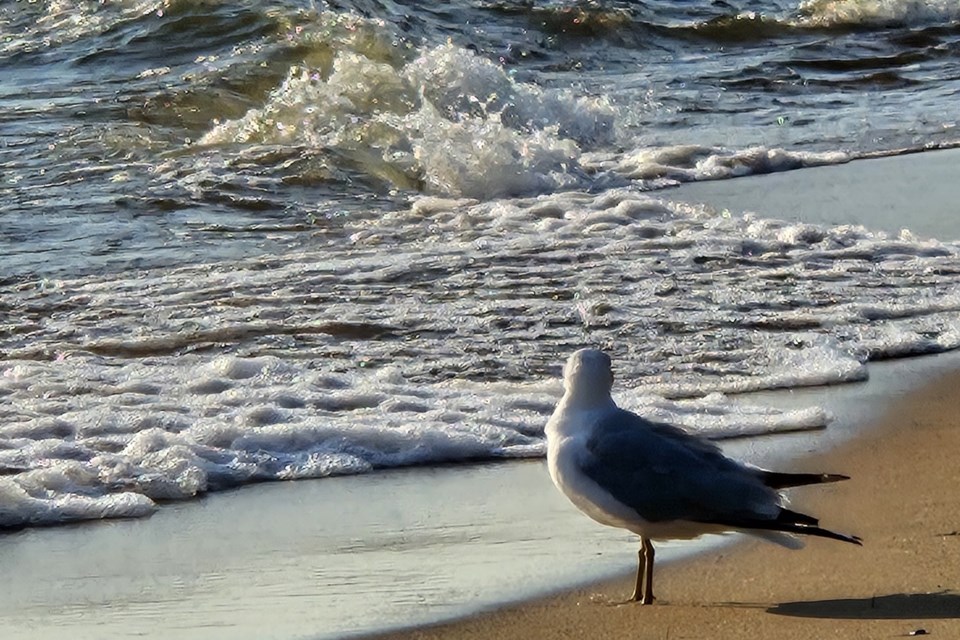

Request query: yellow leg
[
  {"left": 631, "top": 546, "right": 644, "bottom": 601},
  {"left": 641, "top": 537, "right": 655, "bottom": 605},
  {"left": 631, "top": 537, "right": 656, "bottom": 604}
]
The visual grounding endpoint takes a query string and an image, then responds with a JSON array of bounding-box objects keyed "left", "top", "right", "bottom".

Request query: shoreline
[
  {"left": 665, "top": 146, "right": 960, "bottom": 240},
  {"left": 369, "top": 366, "right": 960, "bottom": 640},
  {"left": 3, "top": 147, "right": 959, "bottom": 640},
  {"left": 5, "top": 356, "right": 958, "bottom": 640}
]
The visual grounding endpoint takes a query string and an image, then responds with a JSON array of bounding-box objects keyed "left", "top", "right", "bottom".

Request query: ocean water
[{"left": 1, "top": 0, "right": 960, "bottom": 530}]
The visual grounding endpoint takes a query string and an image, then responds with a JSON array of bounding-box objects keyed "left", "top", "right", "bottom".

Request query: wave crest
[{"left": 199, "top": 26, "right": 618, "bottom": 199}]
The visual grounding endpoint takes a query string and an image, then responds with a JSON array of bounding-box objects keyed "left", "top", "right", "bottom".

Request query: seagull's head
[{"left": 562, "top": 348, "right": 614, "bottom": 402}]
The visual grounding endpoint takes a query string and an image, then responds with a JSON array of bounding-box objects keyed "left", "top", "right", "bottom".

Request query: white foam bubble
[
  {"left": 622, "top": 393, "right": 831, "bottom": 440},
  {"left": 0, "top": 474, "right": 156, "bottom": 529},
  {"left": 0, "top": 342, "right": 840, "bottom": 530},
  {"left": 600, "top": 144, "right": 851, "bottom": 185}
]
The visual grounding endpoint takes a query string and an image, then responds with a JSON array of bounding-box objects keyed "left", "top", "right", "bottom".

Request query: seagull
[{"left": 545, "top": 348, "right": 861, "bottom": 604}]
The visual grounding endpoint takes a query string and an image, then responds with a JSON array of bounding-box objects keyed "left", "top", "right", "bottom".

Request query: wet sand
[
  {"left": 666, "top": 147, "right": 960, "bottom": 240},
  {"left": 371, "top": 369, "right": 960, "bottom": 640}
]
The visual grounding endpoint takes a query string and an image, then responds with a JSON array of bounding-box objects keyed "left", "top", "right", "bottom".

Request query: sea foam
[
  {"left": 3, "top": 189, "right": 960, "bottom": 529},
  {"left": 0, "top": 352, "right": 833, "bottom": 529}
]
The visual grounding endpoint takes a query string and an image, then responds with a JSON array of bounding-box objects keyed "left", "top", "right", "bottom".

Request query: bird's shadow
[{"left": 766, "top": 591, "right": 960, "bottom": 620}]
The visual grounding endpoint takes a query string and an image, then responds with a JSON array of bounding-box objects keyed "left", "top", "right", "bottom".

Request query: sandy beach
[{"left": 372, "top": 370, "right": 960, "bottom": 640}]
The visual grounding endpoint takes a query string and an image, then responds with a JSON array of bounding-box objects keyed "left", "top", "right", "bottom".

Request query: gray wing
[{"left": 579, "top": 409, "right": 778, "bottom": 524}]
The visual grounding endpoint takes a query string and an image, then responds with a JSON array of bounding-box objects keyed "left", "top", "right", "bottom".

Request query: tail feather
[
  {"left": 760, "top": 471, "right": 850, "bottom": 489},
  {"left": 767, "top": 521, "right": 862, "bottom": 546},
  {"left": 697, "top": 507, "right": 863, "bottom": 546},
  {"left": 777, "top": 507, "right": 819, "bottom": 527}
]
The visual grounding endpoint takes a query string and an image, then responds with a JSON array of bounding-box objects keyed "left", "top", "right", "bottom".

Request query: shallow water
[{"left": 2, "top": 0, "right": 960, "bottom": 528}]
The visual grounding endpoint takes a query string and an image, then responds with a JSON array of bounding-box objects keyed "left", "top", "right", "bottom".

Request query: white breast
[{"left": 547, "top": 426, "right": 649, "bottom": 534}]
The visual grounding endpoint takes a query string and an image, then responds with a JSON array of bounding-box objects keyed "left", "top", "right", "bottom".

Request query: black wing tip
[
  {"left": 784, "top": 524, "right": 863, "bottom": 546},
  {"left": 780, "top": 523, "right": 863, "bottom": 546},
  {"left": 761, "top": 470, "right": 852, "bottom": 489},
  {"left": 778, "top": 507, "right": 819, "bottom": 527},
  {"left": 821, "top": 473, "right": 851, "bottom": 483},
  {"left": 823, "top": 529, "right": 863, "bottom": 546},
  {"left": 778, "top": 508, "right": 862, "bottom": 546},
  {"left": 806, "top": 525, "right": 862, "bottom": 546},
  {"left": 698, "top": 510, "right": 863, "bottom": 546}
]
